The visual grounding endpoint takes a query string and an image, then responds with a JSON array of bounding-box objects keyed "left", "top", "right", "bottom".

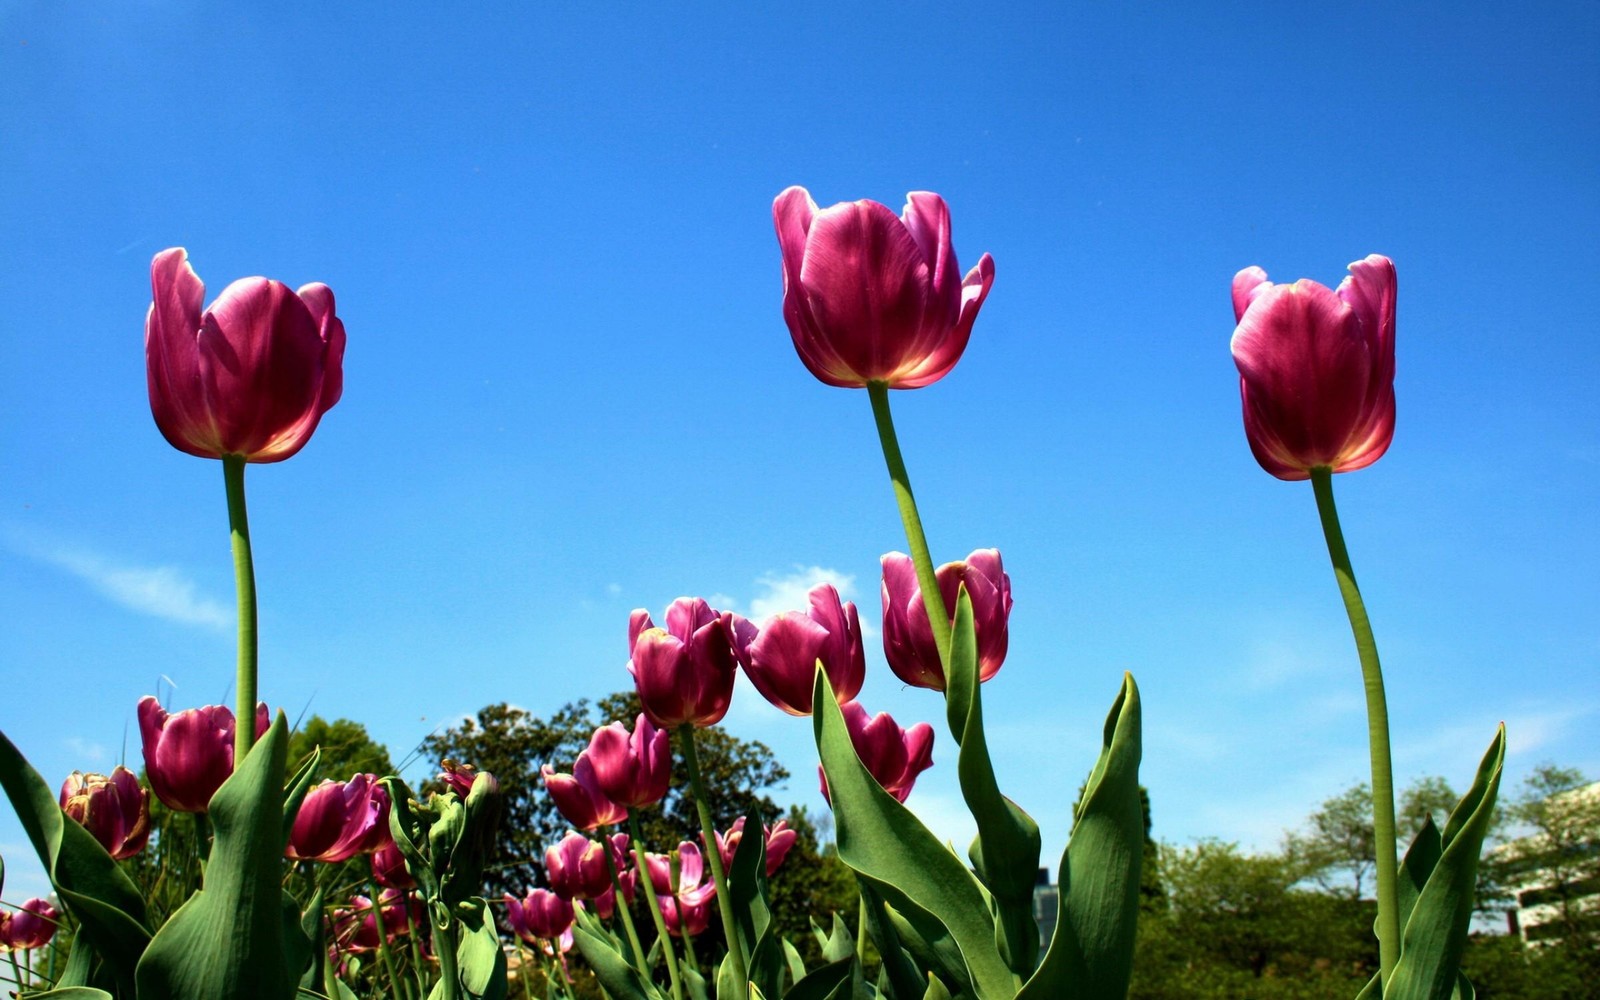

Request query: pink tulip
[
  {"left": 586, "top": 715, "right": 671, "bottom": 808},
  {"left": 59, "top": 766, "right": 151, "bottom": 860},
  {"left": 145, "top": 248, "right": 345, "bottom": 462},
  {"left": 370, "top": 834, "right": 416, "bottom": 889},
  {"left": 138, "top": 696, "right": 270, "bottom": 813},
  {"left": 715, "top": 817, "right": 798, "bottom": 877},
  {"left": 504, "top": 889, "right": 574, "bottom": 943},
  {"left": 287, "top": 774, "right": 387, "bottom": 863},
  {"left": 820, "top": 702, "right": 935, "bottom": 804},
  {"left": 545, "top": 831, "right": 628, "bottom": 901},
  {"left": 331, "top": 889, "right": 418, "bottom": 953},
  {"left": 881, "top": 549, "right": 1012, "bottom": 691},
  {"left": 732, "top": 583, "right": 865, "bottom": 716},
  {"left": 0, "top": 898, "right": 60, "bottom": 951},
  {"left": 645, "top": 841, "right": 717, "bottom": 907},
  {"left": 590, "top": 877, "right": 636, "bottom": 920},
  {"left": 1229, "top": 255, "right": 1397, "bottom": 480},
  {"left": 627, "top": 598, "right": 739, "bottom": 728},
  {"left": 773, "top": 187, "right": 995, "bottom": 389},
  {"left": 658, "top": 894, "right": 713, "bottom": 938},
  {"left": 542, "top": 753, "right": 629, "bottom": 830}
]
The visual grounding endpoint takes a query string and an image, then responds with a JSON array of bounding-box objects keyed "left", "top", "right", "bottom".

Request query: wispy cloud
[
  {"left": 7, "top": 532, "right": 230, "bottom": 630},
  {"left": 723, "top": 565, "right": 862, "bottom": 623}
]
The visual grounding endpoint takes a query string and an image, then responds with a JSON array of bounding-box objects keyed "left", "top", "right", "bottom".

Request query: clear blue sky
[{"left": 3, "top": 2, "right": 1596, "bottom": 901}]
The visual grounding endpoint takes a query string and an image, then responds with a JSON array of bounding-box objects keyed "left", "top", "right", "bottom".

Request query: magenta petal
[
  {"left": 585, "top": 723, "right": 633, "bottom": 804},
  {"left": 900, "top": 192, "right": 958, "bottom": 301},
  {"left": 145, "top": 249, "right": 217, "bottom": 458},
  {"left": 1232, "top": 266, "right": 1272, "bottom": 323},
  {"left": 745, "top": 612, "right": 830, "bottom": 715}
]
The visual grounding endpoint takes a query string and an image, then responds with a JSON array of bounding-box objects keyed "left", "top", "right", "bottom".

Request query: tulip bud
[
  {"left": 627, "top": 599, "right": 740, "bottom": 728},
  {"left": 59, "top": 766, "right": 151, "bottom": 860},
  {"left": 820, "top": 702, "right": 935, "bottom": 804},
  {"left": 586, "top": 715, "right": 672, "bottom": 808},
  {"left": 1229, "top": 255, "right": 1397, "bottom": 480},
  {"left": 137, "top": 696, "right": 270, "bottom": 813},
  {"left": 732, "top": 583, "right": 865, "bottom": 716},
  {"left": 773, "top": 187, "right": 994, "bottom": 389},
  {"left": 545, "top": 831, "right": 628, "bottom": 901},
  {"left": 881, "top": 549, "right": 1012, "bottom": 691},
  {"left": 0, "top": 898, "right": 60, "bottom": 951},
  {"left": 145, "top": 248, "right": 345, "bottom": 463}
]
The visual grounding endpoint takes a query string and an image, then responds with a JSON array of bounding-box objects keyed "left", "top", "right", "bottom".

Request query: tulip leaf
[
  {"left": 716, "top": 950, "right": 742, "bottom": 1000},
  {"left": 921, "top": 975, "right": 953, "bottom": 1000},
  {"left": 282, "top": 746, "right": 321, "bottom": 845},
  {"left": 135, "top": 714, "right": 312, "bottom": 1000},
  {"left": 25, "top": 990, "right": 115, "bottom": 999},
  {"left": 1018, "top": 674, "right": 1143, "bottom": 1000},
  {"left": 684, "top": 964, "right": 711, "bottom": 1000},
  {"left": 1383, "top": 725, "right": 1505, "bottom": 1000},
  {"left": 783, "top": 938, "right": 808, "bottom": 986},
  {"left": 457, "top": 896, "right": 509, "bottom": 998},
  {"left": 822, "top": 912, "right": 853, "bottom": 963},
  {"left": 298, "top": 888, "right": 328, "bottom": 993},
  {"left": 858, "top": 881, "right": 927, "bottom": 1000},
  {"left": 813, "top": 669, "right": 1014, "bottom": 999},
  {"left": 0, "top": 728, "right": 151, "bottom": 997},
  {"left": 943, "top": 587, "right": 1042, "bottom": 974},
  {"left": 782, "top": 955, "right": 855, "bottom": 1000},
  {"left": 572, "top": 907, "right": 661, "bottom": 1000}
]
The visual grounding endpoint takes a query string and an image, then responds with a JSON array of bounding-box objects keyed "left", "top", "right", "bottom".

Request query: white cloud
[
  {"left": 743, "top": 565, "right": 860, "bottom": 621},
  {"left": 9, "top": 533, "right": 229, "bottom": 630},
  {"left": 62, "top": 736, "right": 110, "bottom": 766}
]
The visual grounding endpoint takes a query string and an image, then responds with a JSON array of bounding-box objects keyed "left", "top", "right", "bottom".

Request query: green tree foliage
[{"left": 288, "top": 715, "right": 397, "bottom": 781}]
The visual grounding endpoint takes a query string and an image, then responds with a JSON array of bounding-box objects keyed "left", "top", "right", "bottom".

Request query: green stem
[
  {"left": 868, "top": 382, "right": 951, "bottom": 670},
  {"left": 514, "top": 939, "right": 533, "bottom": 1000},
  {"left": 222, "top": 455, "right": 259, "bottom": 766},
  {"left": 629, "top": 813, "right": 686, "bottom": 1000},
  {"left": 8, "top": 948, "right": 24, "bottom": 992},
  {"left": 856, "top": 893, "right": 869, "bottom": 966},
  {"left": 676, "top": 725, "right": 747, "bottom": 986},
  {"left": 600, "top": 827, "right": 649, "bottom": 972},
  {"left": 408, "top": 927, "right": 427, "bottom": 999},
  {"left": 675, "top": 895, "right": 700, "bottom": 977},
  {"left": 431, "top": 910, "right": 462, "bottom": 1000},
  {"left": 368, "top": 883, "right": 404, "bottom": 1000},
  {"left": 1310, "top": 468, "right": 1400, "bottom": 985}
]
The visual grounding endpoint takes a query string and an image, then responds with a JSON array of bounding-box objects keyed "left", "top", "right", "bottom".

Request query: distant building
[
  {"left": 1495, "top": 781, "right": 1600, "bottom": 947},
  {"left": 1033, "top": 866, "right": 1059, "bottom": 951}
]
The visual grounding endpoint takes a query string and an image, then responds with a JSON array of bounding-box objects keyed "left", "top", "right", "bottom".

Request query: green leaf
[
  {"left": 1018, "top": 674, "right": 1143, "bottom": 1000},
  {"left": 813, "top": 669, "right": 1015, "bottom": 999},
  {"left": 921, "top": 975, "right": 953, "bottom": 1000},
  {"left": 24, "top": 990, "right": 115, "bottom": 1000},
  {"left": 782, "top": 955, "right": 855, "bottom": 1000},
  {"left": 944, "top": 588, "right": 1042, "bottom": 974},
  {"left": 858, "top": 882, "right": 926, "bottom": 1000},
  {"left": 716, "top": 950, "right": 742, "bottom": 1000},
  {"left": 0, "top": 728, "right": 151, "bottom": 996},
  {"left": 783, "top": 938, "right": 808, "bottom": 987},
  {"left": 458, "top": 896, "right": 509, "bottom": 999},
  {"left": 135, "top": 714, "right": 311, "bottom": 1000},
  {"left": 1384, "top": 725, "right": 1505, "bottom": 1000},
  {"left": 684, "top": 964, "right": 711, "bottom": 1000},
  {"left": 822, "top": 912, "right": 854, "bottom": 964},
  {"left": 571, "top": 907, "right": 660, "bottom": 1000},
  {"left": 882, "top": 899, "right": 967, "bottom": 997},
  {"left": 298, "top": 888, "right": 328, "bottom": 992}
]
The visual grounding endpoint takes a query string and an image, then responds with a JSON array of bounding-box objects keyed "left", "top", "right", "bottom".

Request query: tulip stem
[
  {"left": 368, "top": 882, "right": 404, "bottom": 1000},
  {"left": 675, "top": 896, "right": 700, "bottom": 976},
  {"left": 629, "top": 814, "right": 686, "bottom": 1000},
  {"left": 868, "top": 382, "right": 952, "bottom": 669},
  {"left": 1310, "top": 468, "right": 1399, "bottom": 986},
  {"left": 221, "top": 455, "right": 260, "bottom": 766},
  {"left": 676, "top": 726, "right": 748, "bottom": 986},
  {"left": 600, "top": 828, "right": 650, "bottom": 972},
  {"left": 8, "top": 950, "right": 23, "bottom": 993}
]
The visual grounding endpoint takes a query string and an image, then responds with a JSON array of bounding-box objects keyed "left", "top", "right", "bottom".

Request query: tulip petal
[
  {"left": 745, "top": 611, "right": 830, "bottom": 715},
  {"left": 146, "top": 249, "right": 218, "bottom": 457},
  {"left": 1232, "top": 266, "right": 1271, "bottom": 323},
  {"left": 901, "top": 192, "right": 958, "bottom": 302}
]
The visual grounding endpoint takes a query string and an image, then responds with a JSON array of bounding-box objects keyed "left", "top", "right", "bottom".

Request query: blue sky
[{"left": 2, "top": 2, "right": 1597, "bottom": 902}]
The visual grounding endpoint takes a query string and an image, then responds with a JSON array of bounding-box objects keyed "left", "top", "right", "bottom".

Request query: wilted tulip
[
  {"left": 286, "top": 774, "right": 387, "bottom": 863},
  {"left": 627, "top": 598, "right": 739, "bottom": 728},
  {"left": 732, "top": 583, "right": 865, "bottom": 716},
  {"left": 370, "top": 834, "right": 416, "bottom": 889},
  {"left": 1230, "top": 255, "right": 1397, "bottom": 480},
  {"left": 437, "top": 758, "right": 483, "bottom": 799},
  {"left": 715, "top": 817, "right": 798, "bottom": 877},
  {"left": 820, "top": 702, "right": 935, "bottom": 804},
  {"left": 0, "top": 898, "right": 60, "bottom": 951},
  {"left": 545, "top": 831, "right": 629, "bottom": 901},
  {"left": 881, "top": 549, "right": 1011, "bottom": 691},
  {"left": 145, "top": 248, "right": 345, "bottom": 462},
  {"left": 542, "top": 753, "right": 629, "bottom": 830},
  {"left": 773, "top": 186, "right": 995, "bottom": 389},
  {"left": 504, "top": 889, "right": 574, "bottom": 943},
  {"left": 138, "top": 696, "right": 270, "bottom": 813},
  {"left": 59, "top": 766, "right": 150, "bottom": 860},
  {"left": 586, "top": 714, "right": 671, "bottom": 808}
]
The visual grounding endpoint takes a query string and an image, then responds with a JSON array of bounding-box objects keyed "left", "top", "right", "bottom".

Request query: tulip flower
[
  {"left": 591, "top": 879, "right": 636, "bottom": 920},
  {"left": 545, "top": 831, "right": 629, "bottom": 901},
  {"left": 586, "top": 714, "right": 671, "bottom": 808},
  {"left": 59, "top": 766, "right": 151, "bottom": 860},
  {"left": 504, "top": 889, "right": 574, "bottom": 943},
  {"left": 138, "top": 696, "right": 270, "bottom": 813},
  {"left": 881, "top": 549, "right": 1012, "bottom": 691},
  {"left": 772, "top": 187, "right": 995, "bottom": 389},
  {"left": 1229, "top": 255, "right": 1397, "bottom": 480},
  {"left": 714, "top": 817, "right": 798, "bottom": 877},
  {"left": 286, "top": 774, "right": 387, "bottom": 863},
  {"left": 658, "top": 893, "right": 713, "bottom": 938},
  {"left": 145, "top": 248, "right": 346, "bottom": 463},
  {"left": 732, "top": 583, "right": 865, "bottom": 715},
  {"left": 646, "top": 841, "right": 718, "bottom": 907},
  {"left": 0, "top": 898, "right": 60, "bottom": 951},
  {"left": 820, "top": 702, "right": 935, "bottom": 804},
  {"left": 331, "top": 889, "right": 417, "bottom": 953},
  {"left": 542, "top": 753, "right": 629, "bottom": 830},
  {"left": 627, "top": 598, "right": 740, "bottom": 728},
  {"left": 370, "top": 834, "right": 416, "bottom": 889}
]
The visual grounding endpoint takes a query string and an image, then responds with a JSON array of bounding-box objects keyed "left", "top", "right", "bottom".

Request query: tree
[
  {"left": 289, "top": 714, "right": 397, "bottom": 781},
  {"left": 1283, "top": 776, "right": 1463, "bottom": 900}
]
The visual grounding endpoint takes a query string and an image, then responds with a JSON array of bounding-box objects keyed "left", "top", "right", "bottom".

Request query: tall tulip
[
  {"left": 627, "top": 598, "right": 740, "bottom": 729},
  {"left": 733, "top": 582, "right": 865, "bottom": 715},
  {"left": 586, "top": 715, "right": 671, "bottom": 808},
  {"left": 137, "top": 696, "right": 270, "bottom": 813},
  {"left": 820, "top": 702, "right": 935, "bottom": 804},
  {"left": 1229, "top": 255, "right": 1396, "bottom": 480},
  {"left": 59, "top": 766, "right": 151, "bottom": 860},
  {"left": 542, "top": 753, "right": 629, "bottom": 830},
  {"left": 881, "top": 549, "right": 1012, "bottom": 691},
  {"left": 772, "top": 187, "right": 994, "bottom": 389}
]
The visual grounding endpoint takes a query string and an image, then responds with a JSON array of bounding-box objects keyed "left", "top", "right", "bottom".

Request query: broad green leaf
[
  {"left": 783, "top": 956, "right": 855, "bottom": 1000},
  {"left": 1018, "top": 674, "right": 1143, "bottom": 1000},
  {"left": 858, "top": 882, "right": 926, "bottom": 1000},
  {"left": 458, "top": 896, "right": 509, "bottom": 998},
  {"left": 572, "top": 908, "right": 660, "bottom": 1000},
  {"left": 878, "top": 873, "right": 971, "bottom": 996},
  {"left": 716, "top": 950, "right": 741, "bottom": 1000},
  {"left": 944, "top": 588, "right": 1042, "bottom": 974},
  {"left": 135, "top": 714, "right": 310, "bottom": 1000},
  {"left": 815, "top": 670, "right": 1015, "bottom": 999},
  {"left": 684, "top": 964, "right": 711, "bottom": 1000},
  {"left": 1384, "top": 725, "right": 1505, "bottom": 1000},
  {"left": 0, "top": 728, "right": 151, "bottom": 996},
  {"left": 25, "top": 990, "right": 114, "bottom": 1000}
]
